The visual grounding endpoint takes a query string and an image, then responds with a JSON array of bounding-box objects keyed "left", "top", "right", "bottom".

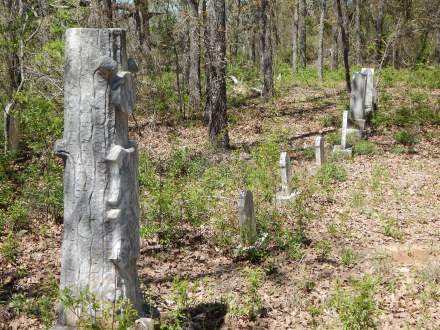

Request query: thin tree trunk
[
  {"left": 336, "top": 0, "right": 350, "bottom": 92},
  {"left": 375, "top": 0, "right": 385, "bottom": 62},
  {"left": 354, "top": 0, "right": 361, "bottom": 65},
  {"left": 317, "top": 0, "right": 326, "bottom": 80},
  {"left": 331, "top": 0, "right": 339, "bottom": 70},
  {"left": 298, "top": 0, "right": 307, "bottom": 68},
  {"left": 88, "top": 0, "right": 113, "bottom": 27},
  {"left": 206, "top": 0, "right": 229, "bottom": 149},
  {"left": 437, "top": 29, "right": 440, "bottom": 65},
  {"left": 134, "top": 0, "right": 152, "bottom": 62},
  {"left": 292, "top": 1, "right": 299, "bottom": 72},
  {"left": 187, "top": 0, "right": 201, "bottom": 115},
  {"left": 260, "top": 0, "right": 273, "bottom": 98}
]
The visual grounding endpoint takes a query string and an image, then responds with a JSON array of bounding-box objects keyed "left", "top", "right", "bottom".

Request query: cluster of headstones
[
  {"left": 334, "top": 68, "right": 377, "bottom": 156},
  {"left": 237, "top": 68, "right": 377, "bottom": 248}
]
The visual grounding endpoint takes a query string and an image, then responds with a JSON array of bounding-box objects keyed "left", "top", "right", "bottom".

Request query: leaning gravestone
[
  {"left": 349, "top": 72, "right": 367, "bottom": 131},
  {"left": 276, "top": 152, "right": 297, "bottom": 206},
  {"left": 238, "top": 190, "right": 257, "bottom": 246},
  {"left": 315, "top": 135, "right": 325, "bottom": 166},
  {"left": 53, "top": 28, "right": 143, "bottom": 326},
  {"left": 361, "top": 68, "right": 376, "bottom": 116}
]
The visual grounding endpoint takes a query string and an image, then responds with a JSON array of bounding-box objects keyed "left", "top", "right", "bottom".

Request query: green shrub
[
  {"left": 326, "top": 131, "right": 341, "bottom": 146},
  {"left": 353, "top": 141, "right": 377, "bottom": 155},
  {"left": 318, "top": 163, "right": 347, "bottom": 184},
  {"left": 301, "top": 147, "right": 315, "bottom": 160},
  {"left": 243, "top": 267, "right": 265, "bottom": 321},
  {"left": 340, "top": 248, "right": 357, "bottom": 267},
  {"left": 329, "top": 276, "right": 379, "bottom": 330},
  {"left": 315, "top": 239, "right": 332, "bottom": 260},
  {"left": 0, "top": 232, "right": 18, "bottom": 262},
  {"left": 320, "top": 114, "right": 337, "bottom": 128},
  {"left": 393, "top": 131, "right": 417, "bottom": 146}
]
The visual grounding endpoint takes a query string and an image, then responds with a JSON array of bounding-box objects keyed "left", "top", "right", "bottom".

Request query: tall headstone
[
  {"left": 54, "top": 28, "right": 143, "bottom": 326},
  {"left": 349, "top": 72, "right": 367, "bottom": 130},
  {"left": 238, "top": 190, "right": 257, "bottom": 246},
  {"left": 276, "top": 152, "right": 297, "bottom": 206},
  {"left": 3, "top": 103, "right": 20, "bottom": 153},
  {"left": 341, "top": 111, "right": 349, "bottom": 150},
  {"left": 333, "top": 111, "right": 353, "bottom": 157},
  {"left": 315, "top": 135, "right": 325, "bottom": 166},
  {"left": 361, "top": 68, "right": 376, "bottom": 115}
]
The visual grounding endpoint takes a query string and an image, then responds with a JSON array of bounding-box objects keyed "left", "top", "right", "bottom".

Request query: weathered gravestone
[
  {"left": 361, "top": 68, "right": 376, "bottom": 116},
  {"left": 238, "top": 190, "right": 257, "bottom": 246},
  {"left": 333, "top": 110, "right": 361, "bottom": 157},
  {"left": 53, "top": 28, "right": 143, "bottom": 326},
  {"left": 3, "top": 103, "right": 20, "bottom": 153},
  {"left": 315, "top": 135, "right": 325, "bottom": 166},
  {"left": 349, "top": 72, "right": 367, "bottom": 131},
  {"left": 276, "top": 152, "right": 297, "bottom": 206}
]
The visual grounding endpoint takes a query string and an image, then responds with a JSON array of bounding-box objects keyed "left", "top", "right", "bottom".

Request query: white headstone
[
  {"left": 279, "top": 151, "right": 291, "bottom": 196},
  {"left": 361, "top": 68, "right": 376, "bottom": 115},
  {"left": 238, "top": 190, "right": 257, "bottom": 246},
  {"left": 341, "top": 111, "right": 349, "bottom": 150},
  {"left": 315, "top": 135, "right": 325, "bottom": 166}
]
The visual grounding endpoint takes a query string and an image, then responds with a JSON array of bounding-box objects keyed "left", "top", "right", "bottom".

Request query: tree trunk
[
  {"left": 206, "top": 0, "right": 229, "bottom": 149},
  {"left": 331, "top": 22, "right": 339, "bottom": 70},
  {"left": 375, "top": 0, "right": 384, "bottom": 62},
  {"left": 354, "top": 0, "right": 361, "bottom": 65},
  {"left": 134, "top": 0, "right": 152, "bottom": 62},
  {"left": 298, "top": 0, "right": 307, "bottom": 68},
  {"left": 88, "top": 0, "right": 113, "bottom": 27},
  {"left": 317, "top": 0, "right": 326, "bottom": 80},
  {"left": 187, "top": 0, "right": 201, "bottom": 115},
  {"left": 54, "top": 28, "right": 143, "bottom": 326},
  {"left": 260, "top": 0, "right": 273, "bottom": 98},
  {"left": 437, "top": 29, "right": 440, "bottom": 65},
  {"left": 292, "top": 1, "right": 299, "bottom": 72},
  {"left": 335, "top": 0, "right": 350, "bottom": 92}
]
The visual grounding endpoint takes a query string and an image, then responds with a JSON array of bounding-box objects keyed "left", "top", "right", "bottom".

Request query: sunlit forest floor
[{"left": 1, "top": 67, "right": 440, "bottom": 329}]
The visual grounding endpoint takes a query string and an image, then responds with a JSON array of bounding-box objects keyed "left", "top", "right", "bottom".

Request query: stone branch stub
[
  {"left": 53, "top": 28, "right": 143, "bottom": 326},
  {"left": 238, "top": 190, "right": 257, "bottom": 246}
]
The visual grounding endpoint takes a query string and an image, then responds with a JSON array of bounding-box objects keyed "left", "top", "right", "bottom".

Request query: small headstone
[
  {"left": 238, "top": 190, "right": 257, "bottom": 246},
  {"left": 315, "top": 135, "right": 325, "bottom": 166},
  {"left": 4, "top": 103, "right": 20, "bottom": 153},
  {"left": 333, "top": 111, "right": 353, "bottom": 157},
  {"left": 361, "top": 68, "right": 376, "bottom": 115},
  {"left": 276, "top": 152, "right": 297, "bottom": 206},
  {"left": 349, "top": 72, "right": 367, "bottom": 130}
]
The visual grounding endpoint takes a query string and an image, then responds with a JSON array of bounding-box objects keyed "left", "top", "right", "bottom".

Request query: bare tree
[
  {"left": 317, "top": 0, "right": 326, "bottom": 80},
  {"left": 354, "top": 0, "right": 361, "bottom": 65},
  {"left": 206, "top": 0, "right": 229, "bottom": 149},
  {"left": 88, "top": 0, "right": 113, "bottom": 27},
  {"left": 298, "top": 0, "right": 307, "bottom": 68},
  {"left": 186, "top": 0, "right": 202, "bottom": 114},
  {"left": 292, "top": 1, "right": 299, "bottom": 72},
  {"left": 335, "top": 0, "right": 350, "bottom": 92},
  {"left": 330, "top": 0, "right": 340, "bottom": 70},
  {"left": 260, "top": 0, "right": 273, "bottom": 98},
  {"left": 375, "top": 0, "right": 385, "bottom": 61}
]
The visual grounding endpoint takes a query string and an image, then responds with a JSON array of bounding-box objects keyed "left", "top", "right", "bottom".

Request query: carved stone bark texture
[{"left": 55, "top": 28, "right": 143, "bottom": 326}]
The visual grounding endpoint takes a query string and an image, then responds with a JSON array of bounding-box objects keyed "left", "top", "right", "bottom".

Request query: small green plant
[
  {"left": 315, "top": 239, "right": 332, "bottom": 261},
  {"left": 353, "top": 141, "right": 377, "bottom": 155},
  {"left": 383, "top": 218, "right": 404, "bottom": 241},
  {"left": 243, "top": 267, "right": 265, "bottom": 321},
  {"left": 318, "top": 162, "right": 347, "bottom": 185},
  {"left": 393, "top": 131, "right": 417, "bottom": 146},
  {"left": 326, "top": 131, "right": 341, "bottom": 146},
  {"left": 161, "top": 278, "right": 192, "bottom": 329},
  {"left": 320, "top": 114, "right": 337, "bottom": 128},
  {"left": 10, "top": 294, "right": 54, "bottom": 327},
  {"left": 351, "top": 190, "right": 364, "bottom": 209},
  {"left": 0, "top": 232, "right": 18, "bottom": 262},
  {"left": 0, "top": 199, "right": 29, "bottom": 231},
  {"left": 340, "top": 248, "right": 357, "bottom": 267},
  {"left": 301, "top": 147, "right": 315, "bottom": 161},
  {"left": 329, "top": 276, "right": 379, "bottom": 330},
  {"left": 59, "top": 288, "right": 138, "bottom": 329}
]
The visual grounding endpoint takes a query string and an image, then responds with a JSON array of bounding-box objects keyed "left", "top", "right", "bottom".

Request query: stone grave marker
[
  {"left": 238, "top": 190, "right": 257, "bottom": 246},
  {"left": 315, "top": 135, "right": 325, "bottom": 166},
  {"left": 53, "top": 28, "right": 143, "bottom": 326},
  {"left": 349, "top": 72, "right": 367, "bottom": 130},
  {"left": 276, "top": 152, "right": 297, "bottom": 206},
  {"left": 361, "top": 68, "right": 376, "bottom": 116}
]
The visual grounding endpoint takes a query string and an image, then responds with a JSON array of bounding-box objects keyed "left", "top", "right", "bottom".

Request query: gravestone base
[
  {"left": 276, "top": 191, "right": 299, "bottom": 207},
  {"left": 332, "top": 145, "right": 352, "bottom": 158}
]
